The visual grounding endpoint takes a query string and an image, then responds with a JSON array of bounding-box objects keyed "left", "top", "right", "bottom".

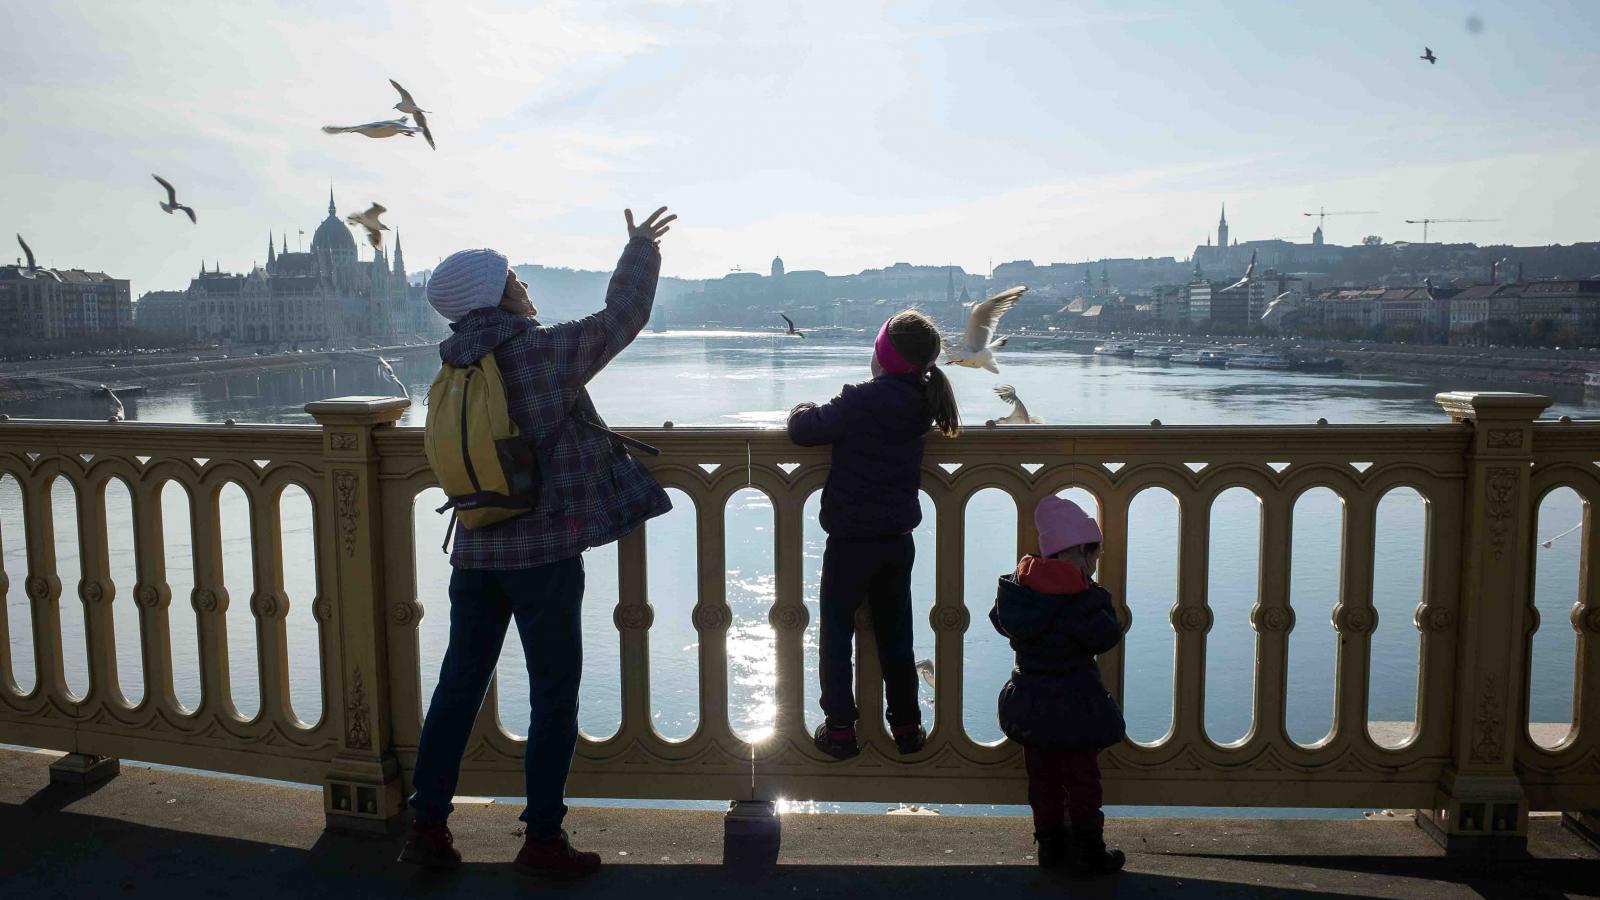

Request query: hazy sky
[{"left": 3, "top": 0, "right": 1596, "bottom": 295}]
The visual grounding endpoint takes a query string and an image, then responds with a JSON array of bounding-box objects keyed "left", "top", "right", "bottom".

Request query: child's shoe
[
  {"left": 1067, "top": 825, "right": 1126, "bottom": 877},
  {"left": 891, "top": 723, "right": 926, "bottom": 755},
  {"left": 813, "top": 721, "right": 860, "bottom": 760},
  {"left": 1033, "top": 827, "right": 1071, "bottom": 868}
]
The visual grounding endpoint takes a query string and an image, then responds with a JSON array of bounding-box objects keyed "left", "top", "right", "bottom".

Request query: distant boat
[
  {"left": 1290, "top": 356, "right": 1345, "bottom": 372},
  {"left": 1093, "top": 341, "right": 1138, "bottom": 356},
  {"left": 1132, "top": 344, "right": 1181, "bottom": 360},
  {"left": 1171, "top": 348, "right": 1230, "bottom": 367},
  {"left": 1228, "top": 351, "right": 1292, "bottom": 370}
]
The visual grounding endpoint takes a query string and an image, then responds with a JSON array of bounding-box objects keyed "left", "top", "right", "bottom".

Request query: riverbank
[
  {"left": 1008, "top": 332, "right": 1600, "bottom": 389},
  {"left": 0, "top": 343, "right": 440, "bottom": 404}
]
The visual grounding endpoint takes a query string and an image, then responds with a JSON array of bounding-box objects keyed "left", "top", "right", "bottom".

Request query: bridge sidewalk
[{"left": 2, "top": 747, "right": 1596, "bottom": 899}]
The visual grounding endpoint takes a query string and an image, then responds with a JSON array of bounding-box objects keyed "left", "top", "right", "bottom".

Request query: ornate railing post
[
  {"left": 307, "top": 396, "right": 411, "bottom": 832},
  {"left": 1420, "top": 392, "right": 1551, "bottom": 856}
]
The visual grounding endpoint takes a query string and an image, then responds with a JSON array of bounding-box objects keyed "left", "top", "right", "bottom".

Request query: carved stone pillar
[
  {"left": 1418, "top": 392, "right": 1550, "bottom": 857},
  {"left": 307, "top": 396, "right": 411, "bottom": 832}
]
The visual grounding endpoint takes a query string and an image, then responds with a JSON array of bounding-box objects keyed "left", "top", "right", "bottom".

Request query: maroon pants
[{"left": 1024, "top": 747, "right": 1103, "bottom": 831}]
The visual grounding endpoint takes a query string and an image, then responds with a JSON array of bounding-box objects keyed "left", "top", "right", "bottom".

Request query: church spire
[
  {"left": 328, "top": 185, "right": 336, "bottom": 217},
  {"left": 282, "top": 232, "right": 289, "bottom": 255},
  {"left": 267, "top": 233, "right": 276, "bottom": 266},
  {"left": 392, "top": 230, "right": 405, "bottom": 276},
  {"left": 1217, "top": 202, "right": 1229, "bottom": 249}
]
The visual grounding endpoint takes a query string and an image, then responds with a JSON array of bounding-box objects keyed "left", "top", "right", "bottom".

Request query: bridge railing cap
[
  {"left": 304, "top": 396, "right": 411, "bottom": 426},
  {"left": 1434, "top": 391, "right": 1551, "bottom": 422}
]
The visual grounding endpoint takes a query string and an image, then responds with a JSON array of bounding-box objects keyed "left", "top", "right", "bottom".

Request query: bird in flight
[
  {"left": 152, "top": 175, "right": 197, "bottom": 223},
  {"left": 345, "top": 203, "right": 389, "bottom": 249},
  {"left": 15, "top": 234, "right": 40, "bottom": 278},
  {"left": 993, "top": 384, "right": 1043, "bottom": 424},
  {"left": 97, "top": 384, "right": 125, "bottom": 421},
  {"left": 915, "top": 658, "right": 935, "bottom": 689},
  {"left": 778, "top": 312, "right": 804, "bottom": 339},
  {"left": 321, "top": 117, "right": 421, "bottom": 139},
  {"left": 389, "top": 79, "right": 435, "bottom": 150},
  {"left": 1222, "top": 249, "right": 1258, "bottom": 293},
  {"left": 1420, "top": 46, "right": 1437, "bottom": 64},
  {"left": 944, "top": 285, "right": 1026, "bottom": 373}
]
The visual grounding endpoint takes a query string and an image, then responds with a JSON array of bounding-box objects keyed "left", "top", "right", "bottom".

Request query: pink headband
[{"left": 875, "top": 319, "right": 931, "bottom": 375}]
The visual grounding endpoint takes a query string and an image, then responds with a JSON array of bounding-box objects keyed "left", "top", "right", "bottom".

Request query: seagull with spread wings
[
  {"left": 778, "top": 312, "right": 804, "bottom": 338},
  {"left": 993, "top": 384, "right": 1043, "bottom": 424},
  {"left": 1420, "top": 46, "right": 1437, "bottom": 64},
  {"left": 152, "top": 175, "right": 197, "bottom": 223},
  {"left": 389, "top": 79, "right": 435, "bottom": 150},
  {"left": 1222, "top": 249, "right": 1258, "bottom": 293},
  {"left": 345, "top": 203, "right": 389, "bottom": 249},
  {"left": 321, "top": 117, "right": 421, "bottom": 140},
  {"left": 15, "top": 234, "right": 40, "bottom": 278},
  {"left": 944, "top": 285, "right": 1026, "bottom": 373},
  {"left": 98, "top": 384, "right": 125, "bottom": 421}
]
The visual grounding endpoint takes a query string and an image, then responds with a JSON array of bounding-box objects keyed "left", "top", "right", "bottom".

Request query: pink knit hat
[{"left": 1035, "top": 495, "right": 1102, "bottom": 558}]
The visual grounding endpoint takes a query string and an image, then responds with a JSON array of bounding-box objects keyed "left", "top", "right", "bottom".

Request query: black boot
[
  {"left": 1067, "top": 824, "right": 1125, "bottom": 877},
  {"left": 1034, "top": 827, "right": 1071, "bottom": 868}
]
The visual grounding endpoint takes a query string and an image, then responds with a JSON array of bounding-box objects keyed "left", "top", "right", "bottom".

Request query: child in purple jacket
[{"left": 787, "top": 310, "right": 958, "bottom": 759}]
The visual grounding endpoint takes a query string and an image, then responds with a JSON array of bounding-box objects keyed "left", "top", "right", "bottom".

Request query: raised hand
[{"left": 625, "top": 206, "right": 676, "bottom": 244}]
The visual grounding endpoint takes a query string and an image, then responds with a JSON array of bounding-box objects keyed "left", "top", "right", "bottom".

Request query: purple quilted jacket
[{"left": 440, "top": 236, "right": 671, "bottom": 570}]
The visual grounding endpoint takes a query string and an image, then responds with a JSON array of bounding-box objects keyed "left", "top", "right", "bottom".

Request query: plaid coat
[{"left": 439, "top": 236, "right": 671, "bottom": 570}]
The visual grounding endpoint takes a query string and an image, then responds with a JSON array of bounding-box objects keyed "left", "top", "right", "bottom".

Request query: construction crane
[
  {"left": 1403, "top": 217, "right": 1500, "bottom": 243},
  {"left": 1302, "top": 208, "right": 1377, "bottom": 230}
]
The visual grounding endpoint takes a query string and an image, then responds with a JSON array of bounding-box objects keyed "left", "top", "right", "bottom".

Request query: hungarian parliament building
[{"left": 135, "top": 191, "right": 437, "bottom": 346}]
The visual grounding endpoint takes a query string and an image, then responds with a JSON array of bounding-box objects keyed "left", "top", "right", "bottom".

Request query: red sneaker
[
  {"left": 513, "top": 830, "right": 601, "bottom": 880},
  {"left": 398, "top": 821, "right": 461, "bottom": 870}
]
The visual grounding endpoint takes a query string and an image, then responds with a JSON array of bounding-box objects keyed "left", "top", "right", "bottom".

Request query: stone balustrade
[{"left": 0, "top": 391, "right": 1596, "bottom": 854}]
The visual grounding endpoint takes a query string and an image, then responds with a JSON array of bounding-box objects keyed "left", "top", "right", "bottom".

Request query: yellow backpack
[{"left": 423, "top": 352, "right": 544, "bottom": 535}]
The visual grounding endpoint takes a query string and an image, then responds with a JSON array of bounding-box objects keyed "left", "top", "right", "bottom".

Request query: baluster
[
  {"left": 251, "top": 487, "right": 291, "bottom": 725},
  {"left": 22, "top": 474, "right": 66, "bottom": 705},
  {"left": 131, "top": 479, "right": 178, "bottom": 716},
  {"left": 189, "top": 482, "right": 234, "bottom": 720},
  {"left": 930, "top": 490, "right": 967, "bottom": 745},
  {"left": 1564, "top": 496, "right": 1600, "bottom": 842},
  {"left": 1171, "top": 490, "right": 1211, "bottom": 746},
  {"left": 1252, "top": 491, "right": 1294, "bottom": 746},
  {"left": 380, "top": 482, "right": 424, "bottom": 749},
  {"left": 1097, "top": 487, "right": 1130, "bottom": 706},
  {"left": 695, "top": 493, "right": 733, "bottom": 743},
  {"left": 75, "top": 475, "right": 120, "bottom": 708},
  {"left": 1331, "top": 491, "right": 1376, "bottom": 744},
  {"left": 614, "top": 527, "right": 653, "bottom": 741},
  {"left": 768, "top": 492, "right": 807, "bottom": 743}
]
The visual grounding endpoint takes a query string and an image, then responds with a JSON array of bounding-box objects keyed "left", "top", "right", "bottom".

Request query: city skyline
[{"left": 3, "top": 1, "right": 1597, "bottom": 297}]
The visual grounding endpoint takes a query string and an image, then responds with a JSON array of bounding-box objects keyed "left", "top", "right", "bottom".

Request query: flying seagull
[
  {"left": 944, "top": 285, "right": 1026, "bottom": 373},
  {"left": 1222, "top": 249, "right": 1258, "bottom": 293},
  {"left": 1260, "top": 291, "right": 1300, "bottom": 332},
  {"left": 778, "top": 312, "right": 804, "bottom": 338},
  {"left": 993, "top": 384, "right": 1042, "bottom": 424},
  {"left": 97, "top": 384, "right": 125, "bottom": 421},
  {"left": 1420, "top": 46, "right": 1437, "bottom": 64},
  {"left": 15, "top": 234, "right": 39, "bottom": 278},
  {"left": 345, "top": 203, "right": 389, "bottom": 249},
  {"left": 915, "top": 658, "right": 935, "bottom": 690},
  {"left": 152, "top": 175, "right": 197, "bottom": 223},
  {"left": 321, "top": 117, "right": 421, "bottom": 139},
  {"left": 389, "top": 79, "right": 435, "bottom": 150},
  {"left": 1540, "top": 521, "right": 1583, "bottom": 549}
]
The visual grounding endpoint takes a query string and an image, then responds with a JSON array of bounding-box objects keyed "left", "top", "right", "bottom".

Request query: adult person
[{"left": 400, "top": 207, "right": 676, "bottom": 880}]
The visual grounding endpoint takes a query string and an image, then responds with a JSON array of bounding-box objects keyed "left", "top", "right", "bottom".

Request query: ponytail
[
  {"left": 924, "top": 364, "right": 960, "bottom": 437},
  {"left": 883, "top": 309, "right": 961, "bottom": 438}
]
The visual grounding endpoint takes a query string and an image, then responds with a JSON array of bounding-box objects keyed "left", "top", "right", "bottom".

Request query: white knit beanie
[{"left": 427, "top": 248, "right": 509, "bottom": 322}]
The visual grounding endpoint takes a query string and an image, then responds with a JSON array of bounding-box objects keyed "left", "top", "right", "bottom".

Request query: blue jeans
[{"left": 408, "top": 556, "right": 584, "bottom": 838}]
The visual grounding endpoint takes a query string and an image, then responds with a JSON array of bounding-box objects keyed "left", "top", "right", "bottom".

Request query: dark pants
[
  {"left": 1024, "top": 746, "right": 1104, "bottom": 831},
  {"left": 818, "top": 534, "right": 921, "bottom": 730},
  {"left": 409, "top": 557, "right": 584, "bottom": 839}
]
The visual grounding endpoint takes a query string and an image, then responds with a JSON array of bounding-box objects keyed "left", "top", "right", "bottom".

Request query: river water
[{"left": 1, "top": 332, "right": 1590, "bottom": 817}]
